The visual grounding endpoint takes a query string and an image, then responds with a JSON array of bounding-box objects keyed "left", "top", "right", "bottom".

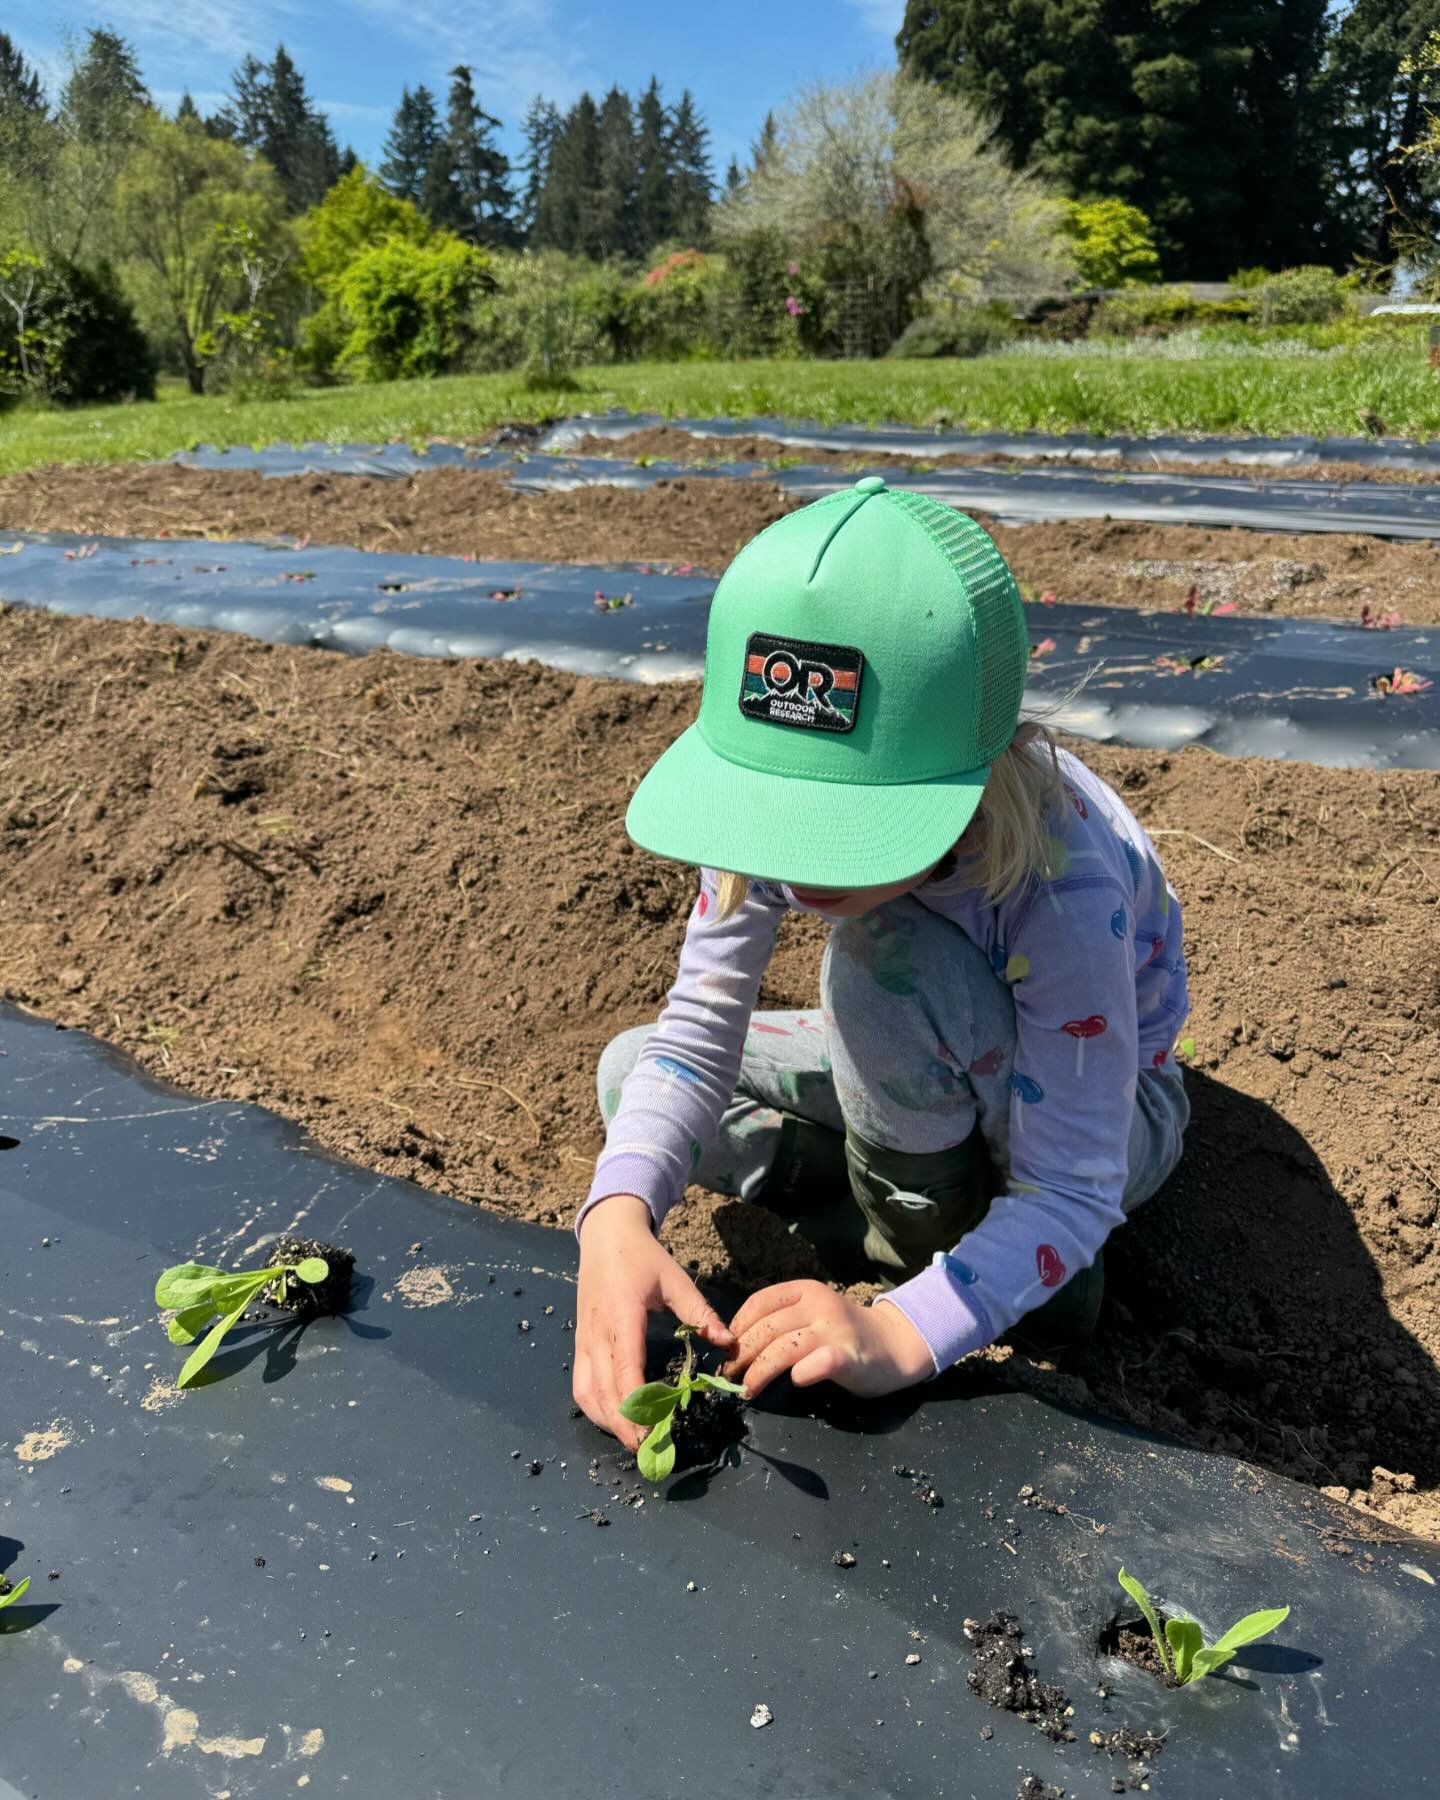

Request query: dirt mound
[
  {"left": 571, "top": 423, "right": 1440, "bottom": 488},
  {"left": 1, "top": 603, "right": 1437, "bottom": 1536},
  {"left": 2, "top": 458, "right": 1437, "bottom": 625}
]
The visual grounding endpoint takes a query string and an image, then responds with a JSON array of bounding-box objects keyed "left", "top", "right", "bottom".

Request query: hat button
[{"left": 854, "top": 475, "right": 887, "bottom": 494}]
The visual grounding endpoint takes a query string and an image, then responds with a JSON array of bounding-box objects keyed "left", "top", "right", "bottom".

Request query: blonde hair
[{"left": 711, "top": 721, "right": 1066, "bottom": 921}]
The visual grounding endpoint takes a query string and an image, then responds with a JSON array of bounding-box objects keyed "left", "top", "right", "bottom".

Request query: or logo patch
[
  {"left": 1036, "top": 1244, "right": 1066, "bottom": 1289},
  {"left": 739, "top": 632, "right": 862, "bottom": 734}
]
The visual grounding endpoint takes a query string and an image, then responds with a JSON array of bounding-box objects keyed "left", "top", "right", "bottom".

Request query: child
[{"left": 573, "top": 476, "right": 1189, "bottom": 1449}]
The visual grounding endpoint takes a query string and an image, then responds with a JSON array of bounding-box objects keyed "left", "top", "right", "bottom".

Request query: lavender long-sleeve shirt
[{"left": 580, "top": 752, "right": 1189, "bottom": 1369}]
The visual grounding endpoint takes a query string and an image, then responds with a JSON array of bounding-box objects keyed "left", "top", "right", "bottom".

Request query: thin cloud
[
  {"left": 347, "top": 0, "right": 594, "bottom": 112},
  {"left": 844, "top": 0, "right": 906, "bottom": 37}
]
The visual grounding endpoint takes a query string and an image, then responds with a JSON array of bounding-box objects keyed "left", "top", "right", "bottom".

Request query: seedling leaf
[
  {"left": 1165, "top": 1616, "right": 1203, "bottom": 1684},
  {"left": 177, "top": 1298, "right": 250, "bottom": 1387},
  {"left": 167, "top": 1302, "right": 220, "bottom": 1345},
  {"left": 1189, "top": 1606, "right": 1291, "bottom": 1680},
  {"left": 619, "top": 1383, "right": 682, "bottom": 1427},
  {"left": 157, "top": 1253, "right": 335, "bottom": 1390},
  {"left": 691, "top": 1372, "right": 747, "bottom": 1397},
  {"left": 636, "top": 1414, "right": 676, "bottom": 1481},
  {"left": 154, "top": 1263, "right": 230, "bottom": 1308},
  {"left": 0, "top": 1577, "right": 30, "bottom": 1608},
  {"left": 1118, "top": 1567, "right": 1173, "bottom": 1679}
]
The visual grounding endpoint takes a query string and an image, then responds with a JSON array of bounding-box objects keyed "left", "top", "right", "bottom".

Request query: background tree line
[
  {"left": 897, "top": 0, "right": 1440, "bottom": 277},
  {"left": 2, "top": 9, "right": 1440, "bottom": 409}
]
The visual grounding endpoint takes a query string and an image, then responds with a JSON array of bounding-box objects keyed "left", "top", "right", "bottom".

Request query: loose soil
[
  {"left": 663, "top": 1344, "right": 748, "bottom": 1472},
  {"left": 2, "top": 608, "right": 1439, "bottom": 1537},
  {"left": 1099, "top": 1615, "right": 1176, "bottom": 1686},
  {"left": 3, "top": 459, "right": 1440, "bottom": 624},
  {"left": 966, "top": 1612, "right": 1074, "bottom": 1742},
  {"left": 265, "top": 1235, "right": 355, "bottom": 1319},
  {"left": 569, "top": 422, "right": 1440, "bottom": 489}
]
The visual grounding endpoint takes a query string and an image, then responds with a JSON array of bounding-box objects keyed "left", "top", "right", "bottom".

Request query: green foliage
[
  {"left": 1255, "top": 265, "right": 1346, "bottom": 326},
  {"left": 299, "top": 166, "right": 432, "bottom": 295},
  {"left": 898, "top": 0, "right": 1336, "bottom": 278},
  {"left": 1061, "top": 198, "right": 1161, "bottom": 289},
  {"left": 619, "top": 1326, "right": 746, "bottom": 1482},
  {"left": 467, "top": 250, "right": 605, "bottom": 383},
  {"left": 216, "top": 47, "right": 340, "bottom": 215},
  {"left": 887, "top": 305, "right": 1015, "bottom": 359},
  {"left": 155, "top": 1255, "right": 329, "bottom": 1388},
  {"left": 0, "top": 1576, "right": 30, "bottom": 1608},
  {"left": 1090, "top": 286, "right": 1254, "bottom": 337},
  {"left": 1118, "top": 1568, "right": 1290, "bottom": 1684},
  {"left": 114, "top": 113, "right": 291, "bottom": 393},
  {"left": 335, "top": 233, "right": 491, "bottom": 381},
  {"left": 0, "top": 250, "right": 155, "bottom": 406}
]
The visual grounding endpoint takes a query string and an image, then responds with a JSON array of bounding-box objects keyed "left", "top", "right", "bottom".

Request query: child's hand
[
  {"left": 574, "top": 1195, "right": 735, "bottom": 1450},
  {"left": 724, "top": 1280, "right": 935, "bottom": 1399}
]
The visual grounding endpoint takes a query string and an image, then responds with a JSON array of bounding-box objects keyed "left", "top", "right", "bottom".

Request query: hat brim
[{"left": 626, "top": 723, "right": 990, "bottom": 890}]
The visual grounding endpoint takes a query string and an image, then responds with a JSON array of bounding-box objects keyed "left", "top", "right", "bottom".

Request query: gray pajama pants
[{"left": 598, "top": 895, "right": 1188, "bottom": 1291}]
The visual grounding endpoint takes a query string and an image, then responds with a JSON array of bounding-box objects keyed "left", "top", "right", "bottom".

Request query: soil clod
[
  {"left": 966, "top": 1613, "right": 1075, "bottom": 1743},
  {"left": 265, "top": 1236, "right": 354, "bottom": 1318}
]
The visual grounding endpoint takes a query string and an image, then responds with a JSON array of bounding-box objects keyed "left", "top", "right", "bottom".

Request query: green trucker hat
[{"left": 626, "top": 475, "right": 1030, "bottom": 889}]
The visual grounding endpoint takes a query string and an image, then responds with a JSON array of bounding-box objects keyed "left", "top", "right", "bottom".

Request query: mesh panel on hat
[{"left": 888, "top": 490, "right": 1027, "bottom": 764}]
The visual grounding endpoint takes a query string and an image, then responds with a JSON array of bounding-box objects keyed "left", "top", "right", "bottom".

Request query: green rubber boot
[{"left": 841, "top": 1126, "right": 995, "bottom": 1285}]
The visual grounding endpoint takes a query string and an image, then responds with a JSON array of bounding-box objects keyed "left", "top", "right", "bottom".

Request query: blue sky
[{"left": 17, "top": 0, "right": 906, "bottom": 178}]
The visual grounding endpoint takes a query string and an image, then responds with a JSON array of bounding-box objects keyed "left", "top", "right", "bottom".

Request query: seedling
[
  {"left": 619, "top": 1325, "right": 746, "bottom": 1481},
  {"left": 155, "top": 1255, "right": 329, "bottom": 1388},
  {"left": 1117, "top": 1567, "right": 1289, "bottom": 1685},
  {"left": 0, "top": 1577, "right": 29, "bottom": 1608}
]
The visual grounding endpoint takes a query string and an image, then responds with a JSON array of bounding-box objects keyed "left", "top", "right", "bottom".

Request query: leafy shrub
[
  {"left": 1061, "top": 198, "right": 1161, "bottom": 288},
  {"left": 1227, "top": 265, "right": 1270, "bottom": 290},
  {"left": 335, "top": 235, "right": 491, "bottom": 381},
  {"left": 299, "top": 167, "right": 431, "bottom": 296},
  {"left": 0, "top": 252, "right": 156, "bottom": 406},
  {"left": 467, "top": 251, "right": 603, "bottom": 385},
  {"left": 887, "top": 305, "right": 1015, "bottom": 359},
  {"left": 1256, "top": 265, "right": 1346, "bottom": 326},
  {"left": 1090, "top": 285, "right": 1253, "bottom": 336}
]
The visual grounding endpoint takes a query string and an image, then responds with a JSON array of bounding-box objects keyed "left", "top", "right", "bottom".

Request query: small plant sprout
[
  {"left": 0, "top": 1577, "right": 29, "bottom": 1608},
  {"left": 619, "top": 1325, "right": 746, "bottom": 1481},
  {"left": 1117, "top": 1568, "right": 1290, "bottom": 1685},
  {"left": 155, "top": 1256, "right": 329, "bottom": 1389}
]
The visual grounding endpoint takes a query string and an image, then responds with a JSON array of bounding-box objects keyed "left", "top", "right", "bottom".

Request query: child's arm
[
  {"left": 577, "top": 871, "right": 787, "bottom": 1236},
  {"left": 574, "top": 872, "right": 786, "bottom": 1444},
  {"left": 878, "top": 875, "right": 1143, "bottom": 1370}
]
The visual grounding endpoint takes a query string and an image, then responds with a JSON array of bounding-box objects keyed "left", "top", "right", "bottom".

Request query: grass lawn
[{"left": 4, "top": 348, "right": 1439, "bottom": 475}]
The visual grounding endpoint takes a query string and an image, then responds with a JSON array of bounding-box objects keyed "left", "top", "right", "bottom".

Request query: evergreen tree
[
  {"left": 899, "top": 0, "right": 1334, "bottom": 275},
  {"left": 60, "top": 27, "right": 148, "bottom": 142},
  {"left": 725, "top": 154, "right": 744, "bottom": 195},
  {"left": 381, "top": 84, "right": 444, "bottom": 210},
  {"left": 1327, "top": 0, "right": 1440, "bottom": 265},
  {"left": 596, "top": 86, "right": 638, "bottom": 257},
  {"left": 218, "top": 46, "right": 339, "bottom": 212},
  {"left": 0, "top": 31, "right": 47, "bottom": 173},
  {"left": 446, "top": 65, "right": 516, "bottom": 245},
  {"left": 0, "top": 32, "right": 44, "bottom": 120},
  {"left": 175, "top": 91, "right": 201, "bottom": 124},
  {"left": 668, "top": 88, "right": 712, "bottom": 244},
  {"left": 633, "top": 77, "right": 672, "bottom": 249},
  {"left": 519, "top": 95, "right": 562, "bottom": 241},
  {"left": 539, "top": 92, "right": 604, "bottom": 254},
  {"left": 749, "top": 110, "right": 779, "bottom": 174}
]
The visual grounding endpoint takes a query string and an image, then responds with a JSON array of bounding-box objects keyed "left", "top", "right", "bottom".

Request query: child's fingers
[
  {"left": 740, "top": 1324, "right": 819, "bottom": 1399},
  {"left": 724, "top": 1300, "right": 809, "bottom": 1379},
  {"left": 659, "top": 1264, "right": 736, "bottom": 1349},
  {"left": 790, "top": 1344, "right": 845, "bottom": 1388},
  {"left": 729, "top": 1280, "right": 808, "bottom": 1343}
]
